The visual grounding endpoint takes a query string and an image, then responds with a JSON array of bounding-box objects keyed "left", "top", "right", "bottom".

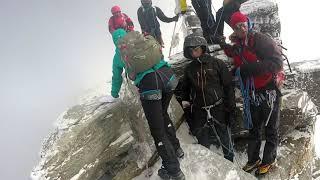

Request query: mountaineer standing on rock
[
  {"left": 108, "top": 5, "right": 134, "bottom": 34},
  {"left": 180, "top": 34, "right": 236, "bottom": 162},
  {"left": 221, "top": 12, "right": 284, "bottom": 176},
  {"left": 137, "top": 0, "right": 179, "bottom": 46},
  {"left": 103, "top": 28, "right": 185, "bottom": 180}
]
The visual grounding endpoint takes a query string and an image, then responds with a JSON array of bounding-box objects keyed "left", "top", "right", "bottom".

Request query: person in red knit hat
[
  {"left": 222, "top": 11, "right": 284, "bottom": 176},
  {"left": 108, "top": 5, "right": 134, "bottom": 34}
]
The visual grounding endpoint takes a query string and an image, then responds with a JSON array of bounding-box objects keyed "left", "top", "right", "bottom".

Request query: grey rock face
[
  {"left": 134, "top": 144, "right": 257, "bottom": 180},
  {"left": 241, "top": 0, "right": 281, "bottom": 38},
  {"left": 233, "top": 122, "right": 316, "bottom": 180},
  {"left": 289, "top": 60, "right": 320, "bottom": 107},
  {"left": 31, "top": 80, "right": 184, "bottom": 180}
]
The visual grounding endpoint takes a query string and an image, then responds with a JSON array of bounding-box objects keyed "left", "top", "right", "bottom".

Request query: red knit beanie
[{"left": 230, "top": 12, "right": 248, "bottom": 29}]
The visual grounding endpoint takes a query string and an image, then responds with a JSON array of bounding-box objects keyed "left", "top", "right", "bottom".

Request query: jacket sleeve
[
  {"left": 137, "top": 8, "right": 147, "bottom": 33},
  {"left": 155, "top": 7, "right": 177, "bottom": 23},
  {"left": 111, "top": 52, "right": 124, "bottom": 98},
  {"left": 180, "top": 66, "right": 191, "bottom": 102},
  {"left": 108, "top": 17, "right": 115, "bottom": 34},
  {"left": 240, "top": 33, "right": 283, "bottom": 78},
  {"left": 217, "top": 59, "right": 235, "bottom": 112},
  {"left": 123, "top": 13, "right": 134, "bottom": 31}
]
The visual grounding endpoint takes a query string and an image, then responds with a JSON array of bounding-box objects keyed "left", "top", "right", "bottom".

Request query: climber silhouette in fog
[
  {"left": 108, "top": 5, "right": 134, "bottom": 34},
  {"left": 137, "top": 0, "right": 179, "bottom": 46}
]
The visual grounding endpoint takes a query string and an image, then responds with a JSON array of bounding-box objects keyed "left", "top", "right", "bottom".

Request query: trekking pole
[
  {"left": 279, "top": 44, "right": 288, "bottom": 51},
  {"left": 169, "top": 18, "right": 178, "bottom": 57},
  {"left": 282, "top": 53, "right": 292, "bottom": 73}
]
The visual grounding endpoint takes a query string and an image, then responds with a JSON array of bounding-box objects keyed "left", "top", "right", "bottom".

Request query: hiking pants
[
  {"left": 138, "top": 66, "right": 181, "bottom": 174},
  {"left": 247, "top": 89, "right": 281, "bottom": 165},
  {"left": 215, "top": 6, "right": 240, "bottom": 37},
  {"left": 192, "top": 104, "right": 234, "bottom": 162},
  {"left": 191, "top": 0, "right": 216, "bottom": 42}
]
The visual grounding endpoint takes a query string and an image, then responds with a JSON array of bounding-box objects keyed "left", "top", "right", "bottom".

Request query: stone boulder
[
  {"left": 31, "top": 81, "right": 184, "bottom": 180},
  {"left": 233, "top": 121, "right": 316, "bottom": 180},
  {"left": 289, "top": 60, "right": 320, "bottom": 107},
  {"left": 241, "top": 0, "right": 281, "bottom": 38},
  {"left": 134, "top": 123, "right": 257, "bottom": 180}
]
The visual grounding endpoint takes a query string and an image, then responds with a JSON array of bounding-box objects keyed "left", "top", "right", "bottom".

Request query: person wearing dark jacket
[
  {"left": 223, "top": 12, "right": 283, "bottom": 175},
  {"left": 137, "top": 0, "right": 179, "bottom": 46},
  {"left": 181, "top": 34, "right": 235, "bottom": 162}
]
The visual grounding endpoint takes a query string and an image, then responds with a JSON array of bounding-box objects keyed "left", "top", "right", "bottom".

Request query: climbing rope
[
  {"left": 265, "top": 90, "right": 277, "bottom": 126},
  {"left": 196, "top": 60, "right": 242, "bottom": 168},
  {"left": 235, "top": 68, "right": 254, "bottom": 129}
]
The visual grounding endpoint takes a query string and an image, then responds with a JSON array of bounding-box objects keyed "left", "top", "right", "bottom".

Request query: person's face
[
  {"left": 190, "top": 46, "right": 203, "bottom": 58},
  {"left": 112, "top": 11, "right": 121, "bottom": 17},
  {"left": 233, "top": 22, "right": 248, "bottom": 39}
]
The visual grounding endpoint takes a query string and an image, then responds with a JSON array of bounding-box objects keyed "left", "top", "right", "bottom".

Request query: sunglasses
[{"left": 233, "top": 22, "right": 248, "bottom": 31}]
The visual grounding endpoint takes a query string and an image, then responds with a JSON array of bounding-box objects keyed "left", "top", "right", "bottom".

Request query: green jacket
[{"left": 111, "top": 29, "right": 169, "bottom": 98}]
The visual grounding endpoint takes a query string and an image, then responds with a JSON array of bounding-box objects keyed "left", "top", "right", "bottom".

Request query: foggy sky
[{"left": 0, "top": 0, "right": 319, "bottom": 179}]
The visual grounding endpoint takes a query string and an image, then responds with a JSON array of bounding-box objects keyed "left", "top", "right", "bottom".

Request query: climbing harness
[
  {"left": 196, "top": 59, "right": 237, "bottom": 164},
  {"left": 265, "top": 90, "right": 277, "bottom": 126},
  {"left": 202, "top": 99, "right": 224, "bottom": 126}
]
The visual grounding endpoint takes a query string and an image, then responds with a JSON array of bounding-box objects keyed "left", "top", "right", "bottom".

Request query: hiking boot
[
  {"left": 255, "top": 162, "right": 275, "bottom": 176},
  {"left": 176, "top": 147, "right": 184, "bottom": 159},
  {"left": 158, "top": 167, "right": 185, "bottom": 180},
  {"left": 242, "top": 159, "right": 261, "bottom": 172}
]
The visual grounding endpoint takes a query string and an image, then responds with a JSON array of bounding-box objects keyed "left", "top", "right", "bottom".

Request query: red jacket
[
  {"left": 108, "top": 13, "right": 134, "bottom": 34},
  {"left": 224, "top": 32, "right": 283, "bottom": 89}
]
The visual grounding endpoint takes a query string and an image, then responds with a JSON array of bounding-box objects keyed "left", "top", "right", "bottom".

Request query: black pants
[
  {"left": 247, "top": 90, "right": 281, "bottom": 165},
  {"left": 192, "top": 104, "right": 234, "bottom": 162},
  {"left": 191, "top": 0, "right": 216, "bottom": 43},
  {"left": 138, "top": 66, "right": 181, "bottom": 174},
  {"left": 215, "top": 5, "right": 240, "bottom": 37}
]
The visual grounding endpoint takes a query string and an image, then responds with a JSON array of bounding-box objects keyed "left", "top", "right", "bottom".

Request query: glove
[
  {"left": 229, "top": 32, "right": 238, "bottom": 43},
  {"left": 181, "top": 101, "right": 191, "bottom": 108},
  {"left": 142, "top": 31, "right": 149, "bottom": 36},
  {"left": 99, "top": 95, "right": 119, "bottom": 103},
  {"left": 173, "top": 15, "right": 179, "bottom": 22}
]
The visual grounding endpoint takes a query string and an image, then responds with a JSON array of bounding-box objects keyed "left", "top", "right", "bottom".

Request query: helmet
[
  {"left": 111, "top": 5, "right": 121, "bottom": 15},
  {"left": 141, "top": 0, "right": 152, "bottom": 8},
  {"left": 183, "top": 34, "right": 208, "bottom": 59}
]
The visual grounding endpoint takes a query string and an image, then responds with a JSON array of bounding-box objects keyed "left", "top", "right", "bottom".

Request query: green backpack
[{"left": 118, "top": 31, "right": 162, "bottom": 80}]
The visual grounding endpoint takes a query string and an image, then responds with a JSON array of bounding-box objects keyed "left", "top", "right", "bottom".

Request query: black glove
[
  {"left": 219, "top": 41, "right": 232, "bottom": 49},
  {"left": 180, "top": 10, "right": 186, "bottom": 15},
  {"left": 173, "top": 15, "right": 179, "bottom": 22}
]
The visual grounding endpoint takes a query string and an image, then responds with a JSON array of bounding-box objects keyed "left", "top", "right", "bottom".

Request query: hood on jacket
[
  {"left": 112, "top": 28, "right": 127, "bottom": 46},
  {"left": 183, "top": 34, "right": 208, "bottom": 60}
]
